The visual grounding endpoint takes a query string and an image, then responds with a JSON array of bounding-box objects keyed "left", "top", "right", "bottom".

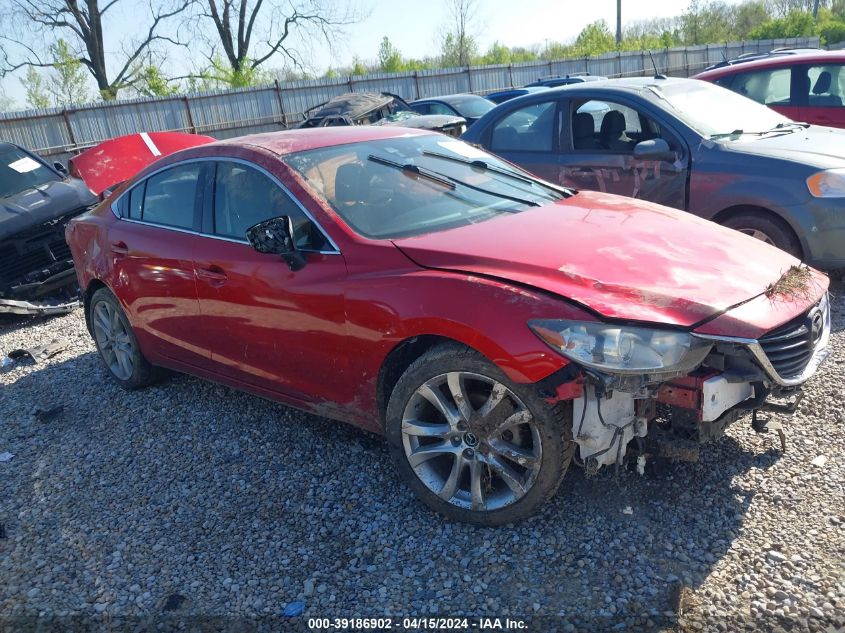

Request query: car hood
[
  {"left": 0, "top": 177, "right": 96, "bottom": 242},
  {"left": 374, "top": 112, "right": 466, "bottom": 131},
  {"left": 392, "top": 191, "right": 809, "bottom": 328},
  {"left": 724, "top": 125, "right": 845, "bottom": 169}
]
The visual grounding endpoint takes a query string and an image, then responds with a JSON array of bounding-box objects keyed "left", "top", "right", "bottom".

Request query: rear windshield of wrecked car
[
  {"left": 0, "top": 147, "right": 60, "bottom": 198},
  {"left": 0, "top": 147, "right": 61, "bottom": 198},
  {"left": 284, "top": 136, "right": 565, "bottom": 239}
]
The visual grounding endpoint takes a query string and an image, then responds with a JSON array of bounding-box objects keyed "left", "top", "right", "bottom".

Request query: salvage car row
[{"left": 3, "top": 51, "right": 840, "bottom": 525}]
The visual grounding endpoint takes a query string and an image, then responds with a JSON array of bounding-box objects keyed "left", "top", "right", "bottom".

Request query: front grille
[
  {"left": 758, "top": 301, "right": 826, "bottom": 379},
  {"left": 0, "top": 216, "right": 76, "bottom": 289}
]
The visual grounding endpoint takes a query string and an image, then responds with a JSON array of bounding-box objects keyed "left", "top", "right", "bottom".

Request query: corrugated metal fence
[{"left": 0, "top": 37, "right": 819, "bottom": 162}]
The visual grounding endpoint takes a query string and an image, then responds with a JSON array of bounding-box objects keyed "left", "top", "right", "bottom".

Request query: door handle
[
  {"left": 196, "top": 265, "right": 228, "bottom": 285},
  {"left": 110, "top": 241, "right": 129, "bottom": 256}
]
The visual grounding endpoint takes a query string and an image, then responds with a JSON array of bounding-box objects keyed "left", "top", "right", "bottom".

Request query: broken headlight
[{"left": 528, "top": 320, "right": 712, "bottom": 375}]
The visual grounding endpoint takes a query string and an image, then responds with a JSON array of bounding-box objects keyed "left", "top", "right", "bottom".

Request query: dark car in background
[
  {"left": 694, "top": 49, "right": 845, "bottom": 128},
  {"left": 410, "top": 93, "right": 495, "bottom": 126},
  {"left": 485, "top": 86, "right": 550, "bottom": 104},
  {"left": 299, "top": 92, "right": 466, "bottom": 136},
  {"left": 525, "top": 73, "right": 607, "bottom": 88},
  {"left": 462, "top": 77, "right": 845, "bottom": 268},
  {"left": 0, "top": 142, "right": 96, "bottom": 314}
]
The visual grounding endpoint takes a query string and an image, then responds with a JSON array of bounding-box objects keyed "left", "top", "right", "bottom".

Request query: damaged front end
[
  {"left": 0, "top": 143, "right": 97, "bottom": 315},
  {"left": 0, "top": 208, "right": 91, "bottom": 315},
  {"left": 531, "top": 292, "right": 832, "bottom": 470}
]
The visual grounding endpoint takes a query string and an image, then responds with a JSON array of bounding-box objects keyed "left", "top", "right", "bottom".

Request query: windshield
[
  {"left": 0, "top": 146, "right": 60, "bottom": 198},
  {"left": 285, "top": 135, "right": 568, "bottom": 239},
  {"left": 658, "top": 80, "right": 791, "bottom": 138},
  {"left": 449, "top": 96, "right": 495, "bottom": 118}
]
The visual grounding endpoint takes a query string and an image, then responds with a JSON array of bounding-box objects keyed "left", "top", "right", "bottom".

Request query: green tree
[
  {"left": 47, "top": 39, "right": 90, "bottom": 106},
  {"left": 572, "top": 20, "right": 615, "bottom": 56},
  {"left": 22, "top": 67, "right": 50, "bottom": 108},
  {"left": 749, "top": 9, "right": 816, "bottom": 38},
  {"left": 351, "top": 56, "right": 368, "bottom": 76},
  {"left": 377, "top": 37, "right": 404, "bottom": 72},
  {"left": 0, "top": 83, "right": 16, "bottom": 111},
  {"left": 440, "top": 0, "right": 479, "bottom": 66},
  {"left": 479, "top": 41, "right": 511, "bottom": 65},
  {"left": 134, "top": 65, "right": 180, "bottom": 97}
]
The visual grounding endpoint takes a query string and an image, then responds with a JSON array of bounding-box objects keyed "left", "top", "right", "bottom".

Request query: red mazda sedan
[{"left": 67, "top": 127, "right": 831, "bottom": 525}]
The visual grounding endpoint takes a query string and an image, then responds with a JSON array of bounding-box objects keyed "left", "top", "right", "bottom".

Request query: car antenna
[{"left": 649, "top": 51, "right": 667, "bottom": 79}]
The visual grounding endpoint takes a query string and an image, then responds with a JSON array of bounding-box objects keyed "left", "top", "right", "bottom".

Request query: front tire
[
  {"left": 385, "top": 343, "right": 574, "bottom": 526},
  {"left": 89, "top": 287, "right": 158, "bottom": 390},
  {"left": 723, "top": 211, "right": 802, "bottom": 258}
]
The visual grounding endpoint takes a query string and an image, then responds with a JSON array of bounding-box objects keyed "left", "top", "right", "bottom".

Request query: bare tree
[
  {"left": 440, "top": 0, "right": 479, "bottom": 67},
  {"left": 0, "top": 0, "right": 191, "bottom": 100},
  {"left": 187, "top": 0, "right": 360, "bottom": 83}
]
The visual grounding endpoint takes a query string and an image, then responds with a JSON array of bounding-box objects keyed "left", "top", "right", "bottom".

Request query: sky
[{"left": 1, "top": 0, "right": 744, "bottom": 108}]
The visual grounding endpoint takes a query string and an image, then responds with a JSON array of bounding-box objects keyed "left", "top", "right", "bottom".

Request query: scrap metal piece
[
  {"left": 751, "top": 409, "right": 787, "bottom": 452},
  {"left": 7, "top": 339, "right": 67, "bottom": 363},
  {"left": 0, "top": 297, "right": 80, "bottom": 315}
]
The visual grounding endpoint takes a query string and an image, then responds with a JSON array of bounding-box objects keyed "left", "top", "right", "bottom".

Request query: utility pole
[
  {"left": 616, "top": 0, "right": 622, "bottom": 45},
  {"left": 813, "top": 0, "right": 820, "bottom": 19}
]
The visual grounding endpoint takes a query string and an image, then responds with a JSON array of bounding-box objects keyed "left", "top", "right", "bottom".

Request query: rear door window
[
  {"left": 728, "top": 67, "right": 792, "bottom": 106},
  {"left": 490, "top": 101, "right": 557, "bottom": 152},
  {"left": 141, "top": 163, "right": 203, "bottom": 229},
  {"left": 805, "top": 64, "right": 845, "bottom": 107}
]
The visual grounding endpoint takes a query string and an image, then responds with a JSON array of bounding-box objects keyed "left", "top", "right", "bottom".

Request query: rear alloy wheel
[
  {"left": 723, "top": 211, "right": 802, "bottom": 258},
  {"left": 386, "top": 344, "right": 573, "bottom": 525},
  {"left": 89, "top": 287, "right": 158, "bottom": 390}
]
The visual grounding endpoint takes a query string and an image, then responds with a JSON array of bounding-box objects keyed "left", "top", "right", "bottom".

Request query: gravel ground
[{"left": 1, "top": 283, "right": 844, "bottom": 632}]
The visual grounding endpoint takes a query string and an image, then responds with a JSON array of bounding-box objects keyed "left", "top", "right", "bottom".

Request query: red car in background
[
  {"left": 694, "top": 49, "right": 845, "bottom": 128},
  {"left": 66, "top": 127, "right": 830, "bottom": 525}
]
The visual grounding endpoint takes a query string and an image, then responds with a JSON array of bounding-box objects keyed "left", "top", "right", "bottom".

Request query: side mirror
[
  {"left": 53, "top": 161, "right": 68, "bottom": 175},
  {"left": 633, "top": 138, "right": 674, "bottom": 160},
  {"left": 245, "top": 216, "right": 307, "bottom": 271}
]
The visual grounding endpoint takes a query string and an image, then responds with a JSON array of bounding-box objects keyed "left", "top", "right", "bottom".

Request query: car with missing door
[
  {"left": 462, "top": 76, "right": 845, "bottom": 268},
  {"left": 67, "top": 127, "right": 830, "bottom": 525}
]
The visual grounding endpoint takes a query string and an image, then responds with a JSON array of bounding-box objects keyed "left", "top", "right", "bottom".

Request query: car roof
[
  {"left": 413, "top": 93, "right": 487, "bottom": 103},
  {"left": 214, "top": 126, "right": 433, "bottom": 156},
  {"left": 695, "top": 49, "right": 845, "bottom": 78},
  {"left": 540, "top": 75, "right": 687, "bottom": 95}
]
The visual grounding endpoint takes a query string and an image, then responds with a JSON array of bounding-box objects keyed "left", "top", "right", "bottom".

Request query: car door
[
  {"left": 485, "top": 98, "right": 562, "bottom": 182},
  {"left": 557, "top": 97, "right": 688, "bottom": 210},
  {"left": 191, "top": 159, "right": 349, "bottom": 404},
  {"left": 797, "top": 63, "right": 845, "bottom": 127},
  {"left": 108, "top": 162, "right": 212, "bottom": 368}
]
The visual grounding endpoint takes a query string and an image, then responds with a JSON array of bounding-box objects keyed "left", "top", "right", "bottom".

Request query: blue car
[{"left": 462, "top": 76, "right": 845, "bottom": 267}]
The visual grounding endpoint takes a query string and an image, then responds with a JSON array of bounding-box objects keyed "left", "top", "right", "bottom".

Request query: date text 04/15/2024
[{"left": 307, "top": 617, "right": 529, "bottom": 630}]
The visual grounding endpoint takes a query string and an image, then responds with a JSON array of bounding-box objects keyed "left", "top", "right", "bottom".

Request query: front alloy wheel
[
  {"left": 386, "top": 344, "right": 573, "bottom": 525},
  {"left": 401, "top": 372, "right": 542, "bottom": 511}
]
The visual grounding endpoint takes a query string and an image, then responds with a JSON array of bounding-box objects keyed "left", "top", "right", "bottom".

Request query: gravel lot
[{"left": 1, "top": 282, "right": 844, "bottom": 632}]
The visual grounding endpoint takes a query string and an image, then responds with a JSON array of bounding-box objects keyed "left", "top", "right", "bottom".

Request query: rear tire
[
  {"left": 89, "top": 287, "right": 159, "bottom": 390},
  {"left": 722, "top": 211, "right": 802, "bottom": 258},
  {"left": 385, "top": 343, "right": 574, "bottom": 526}
]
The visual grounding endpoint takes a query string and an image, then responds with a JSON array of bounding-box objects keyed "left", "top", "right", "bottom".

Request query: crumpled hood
[
  {"left": 393, "top": 191, "right": 810, "bottom": 327},
  {"left": 726, "top": 125, "right": 845, "bottom": 169},
  {"left": 0, "top": 177, "right": 96, "bottom": 242}
]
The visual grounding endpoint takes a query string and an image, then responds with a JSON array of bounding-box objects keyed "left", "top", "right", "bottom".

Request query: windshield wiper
[
  {"left": 422, "top": 150, "right": 573, "bottom": 197},
  {"left": 367, "top": 154, "right": 455, "bottom": 189},
  {"left": 368, "top": 154, "right": 540, "bottom": 207},
  {"left": 710, "top": 121, "right": 810, "bottom": 140}
]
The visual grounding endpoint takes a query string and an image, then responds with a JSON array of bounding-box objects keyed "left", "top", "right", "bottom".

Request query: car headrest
[
  {"left": 813, "top": 71, "right": 832, "bottom": 95},
  {"left": 573, "top": 112, "right": 595, "bottom": 139},
  {"left": 600, "top": 110, "right": 626, "bottom": 136},
  {"left": 335, "top": 163, "right": 366, "bottom": 204}
]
